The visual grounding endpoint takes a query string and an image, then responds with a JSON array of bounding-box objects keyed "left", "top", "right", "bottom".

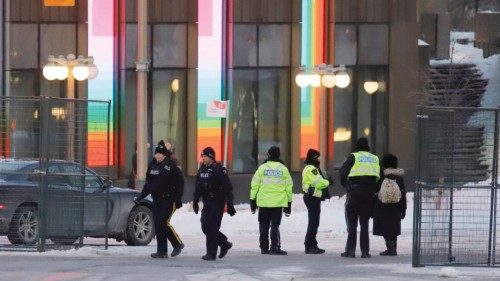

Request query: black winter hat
[
  {"left": 354, "top": 137, "right": 370, "bottom": 152},
  {"left": 382, "top": 153, "right": 398, "bottom": 169},
  {"left": 306, "top": 149, "right": 320, "bottom": 161},
  {"left": 202, "top": 147, "right": 216, "bottom": 160},
  {"left": 154, "top": 140, "right": 169, "bottom": 156},
  {"left": 267, "top": 146, "right": 280, "bottom": 160}
]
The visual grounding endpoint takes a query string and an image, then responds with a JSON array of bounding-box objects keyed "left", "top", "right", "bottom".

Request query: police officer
[
  {"left": 302, "top": 149, "right": 332, "bottom": 254},
  {"left": 135, "top": 140, "right": 185, "bottom": 259},
  {"left": 339, "top": 137, "right": 381, "bottom": 258},
  {"left": 250, "top": 146, "right": 293, "bottom": 255},
  {"left": 193, "top": 147, "right": 236, "bottom": 261}
]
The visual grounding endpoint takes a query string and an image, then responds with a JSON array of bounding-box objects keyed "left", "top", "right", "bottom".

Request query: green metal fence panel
[
  {"left": 414, "top": 106, "right": 499, "bottom": 267},
  {"left": 0, "top": 96, "right": 110, "bottom": 252}
]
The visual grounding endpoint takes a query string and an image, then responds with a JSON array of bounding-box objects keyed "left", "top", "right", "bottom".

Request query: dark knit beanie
[
  {"left": 354, "top": 137, "right": 370, "bottom": 152},
  {"left": 267, "top": 146, "right": 281, "bottom": 160},
  {"left": 154, "top": 140, "right": 169, "bottom": 156},
  {"left": 202, "top": 147, "right": 216, "bottom": 160}
]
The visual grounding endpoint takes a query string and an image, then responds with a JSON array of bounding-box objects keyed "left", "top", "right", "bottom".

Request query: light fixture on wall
[
  {"left": 295, "top": 64, "right": 350, "bottom": 88},
  {"left": 363, "top": 81, "right": 379, "bottom": 95}
]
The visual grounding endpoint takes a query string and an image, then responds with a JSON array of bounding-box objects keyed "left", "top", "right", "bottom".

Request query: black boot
[
  {"left": 219, "top": 241, "right": 233, "bottom": 258},
  {"left": 340, "top": 252, "right": 355, "bottom": 258},
  {"left": 270, "top": 247, "right": 288, "bottom": 255},
  {"left": 151, "top": 252, "right": 168, "bottom": 258},
  {"left": 171, "top": 243, "right": 184, "bottom": 257},
  {"left": 305, "top": 246, "right": 326, "bottom": 254},
  {"left": 202, "top": 254, "right": 216, "bottom": 261},
  {"left": 380, "top": 241, "right": 397, "bottom": 256}
]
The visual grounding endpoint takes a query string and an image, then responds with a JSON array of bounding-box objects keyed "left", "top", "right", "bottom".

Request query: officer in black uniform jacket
[
  {"left": 135, "top": 140, "right": 185, "bottom": 258},
  {"left": 193, "top": 147, "right": 236, "bottom": 261}
]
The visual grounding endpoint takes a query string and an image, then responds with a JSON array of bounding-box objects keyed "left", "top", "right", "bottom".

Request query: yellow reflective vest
[
  {"left": 250, "top": 161, "right": 293, "bottom": 207},
  {"left": 348, "top": 151, "right": 380, "bottom": 180},
  {"left": 302, "top": 165, "right": 329, "bottom": 198}
]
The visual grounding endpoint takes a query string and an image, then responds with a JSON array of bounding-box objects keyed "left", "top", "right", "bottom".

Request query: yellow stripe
[{"left": 165, "top": 204, "right": 182, "bottom": 244}]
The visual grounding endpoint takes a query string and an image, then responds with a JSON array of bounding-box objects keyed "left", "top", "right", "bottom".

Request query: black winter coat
[{"left": 373, "top": 168, "right": 407, "bottom": 237}]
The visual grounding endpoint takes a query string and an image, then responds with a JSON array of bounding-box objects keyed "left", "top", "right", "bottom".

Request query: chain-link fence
[
  {"left": 413, "top": 106, "right": 499, "bottom": 267},
  {"left": 0, "top": 96, "right": 112, "bottom": 251}
]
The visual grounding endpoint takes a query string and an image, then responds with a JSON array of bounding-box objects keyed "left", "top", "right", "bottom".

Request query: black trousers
[
  {"left": 201, "top": 200, "right": 229, "bottom": 258},
  {"left": 384, "top": 235, "right": 397, "bottom": 243},
  {"left": 258, "top": 207, "right": 283, "bottom": 251},
  {"left": 304, "top": 195, "right": 321, "bottom": 249},
  {"left": 152, "top": 199, "right": 182, "bottom": 254},
  {"left": 345, "top": 203, "right": 370, "bottom": 254}
]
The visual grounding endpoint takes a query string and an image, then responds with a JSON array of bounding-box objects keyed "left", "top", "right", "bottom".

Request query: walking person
[
  {"left": 193, "top": 147, "right": 236, "bottom": 261},
  {"left": 250, "top": 146, "right": 293, "bottom": 255},
  {"left": 134, "top": 140, "right": 185, "bottom": 258},
  {"left": 339, "top": 137, "right": 381, "bottom": 258},
  {"left": 302, "top": 149, "right": 332, "bottom": 254},
  {"left": 373, "top": 154, "right": 406, "bottom": 256}
]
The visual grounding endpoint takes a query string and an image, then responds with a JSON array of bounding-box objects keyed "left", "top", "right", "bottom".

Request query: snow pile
[
  {"left": 439, "top": 267, "right": 458, "bottom": 278},
  {"left": 431, "top": 31, "right": 500, "bottom": 108}
]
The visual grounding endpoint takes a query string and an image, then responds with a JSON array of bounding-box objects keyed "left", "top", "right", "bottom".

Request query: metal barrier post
[
  {"left": 413, "top": 106, "right": 424, "bottom": 267},
  {"left": 488, "top": 110, "right": 499, "bottom": 265}
]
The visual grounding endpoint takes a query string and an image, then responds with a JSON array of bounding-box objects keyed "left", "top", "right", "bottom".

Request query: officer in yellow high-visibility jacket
[
  {"left": 250, "top": 146, "right": 293, "bottom": 255},
  {"left": 302, "top": 149, "right": 332, "bottom": 254},
  {"left": 339, "top": 137, "right": 381, "bottom": 259}
]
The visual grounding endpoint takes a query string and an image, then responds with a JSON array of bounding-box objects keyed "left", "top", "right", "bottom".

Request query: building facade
[{"left": 1, "top": 0, "right": 418, "bottom": 182}]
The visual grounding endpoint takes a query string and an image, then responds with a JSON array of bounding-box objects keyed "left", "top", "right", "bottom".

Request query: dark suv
[{"left": 0, "top": 159, "right": 154, "bottom": 246}]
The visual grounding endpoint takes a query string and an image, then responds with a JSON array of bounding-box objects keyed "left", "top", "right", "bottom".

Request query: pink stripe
[
  {"left": 199, "top": 0, "right": 213, "bottom": 36},
  {"left": 92, "top": 0, "right": 113, "bottom": 36}
]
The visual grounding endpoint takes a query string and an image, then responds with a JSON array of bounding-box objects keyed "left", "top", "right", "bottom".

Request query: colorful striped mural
[
  {"left": 197, "top": 0, "right": 223, "bottom": 162},
  {"left": 87, "top": 0, "right": 114, "bottom": 166},
  {"left": 300, "top": 0, "right": 325, "bottom": 158}
]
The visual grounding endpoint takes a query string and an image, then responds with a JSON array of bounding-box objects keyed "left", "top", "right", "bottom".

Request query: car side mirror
[{"left": 103, "top": 179, "right": 112, "bottom": 189}]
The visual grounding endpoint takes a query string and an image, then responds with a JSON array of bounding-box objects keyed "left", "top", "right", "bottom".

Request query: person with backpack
[
  {"left": 250, "top": 146, "right": 293, "bottom": 255},
  {"left": 373, "top": 154, "right": 407, "bottom": 256},
  {"left": 339, "top": 137, "right": 381, "bottom": 258}
]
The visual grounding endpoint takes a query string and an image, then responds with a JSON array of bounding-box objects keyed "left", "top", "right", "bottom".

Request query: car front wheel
[
  {"left": 8, "top": 205, "right": 39, "bottom": 245},
  {"left": 124, "top": 205, "right": 154, "bottom": 246}
]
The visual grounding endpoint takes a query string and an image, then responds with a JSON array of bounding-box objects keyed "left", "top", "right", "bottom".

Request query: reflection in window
[
  {"left": 333, "top": 67, "right": 388, "bottom": 167},
  {"left": 10, "top": 24, "right": 38, "bottom": 69},
  {"left": 233, "top": 25, "right": 257, "bottom": 67},
  {"left": 358, "top": 24, "right": 388, "bottom": 65},
  {"left": 153, "top": 24, "right": 187, "bottom": 68},
  {"left": 152, "top": 70, "right": 187, "bottom": 167},
  {"left": 258, "top": 25, "right": 291, "bottom": 67},
  {"left": 334, "top": 24, "right": 357, "bottom": 66},
  {"left": 231, "top": 69, "right": 290, "bottom": 173}
]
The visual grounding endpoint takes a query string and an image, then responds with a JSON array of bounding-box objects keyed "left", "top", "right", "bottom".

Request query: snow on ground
[{"left": 1, "top": 194, "right": 498, "bottom": 280}]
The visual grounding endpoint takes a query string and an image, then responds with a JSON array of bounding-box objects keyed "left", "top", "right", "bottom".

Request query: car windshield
[{"left": 0, "top": 161, "right": 36, "bottom": 180}]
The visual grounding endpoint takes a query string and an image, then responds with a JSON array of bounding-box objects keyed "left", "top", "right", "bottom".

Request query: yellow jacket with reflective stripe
[
  {"left": 250, "top": 161, "right": 293, "bottom": 207},
  {"left": 348, "top": 151, "right": 380, "bottom": 180},
  {"left": 302, "top": 165, "right": 329, "bottom": 198}
]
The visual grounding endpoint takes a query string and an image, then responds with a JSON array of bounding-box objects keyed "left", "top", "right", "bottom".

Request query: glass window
[
  {"left": 125, "top": 24, "right": 151, "bottom": 69},
  {"left": 153, "top": 24, "right": 187, "bottom": 68},
  {"left": 151, "top": 70, "right": 187, "bottom": 169},
  {"left": 40, "top": 24, "right": 77, "bottom": 68},
  {"left": 231, "top": 69, "right": 290, "bottom": 173},
  {"left": 334, "top": 24, "right": 357, "bottom": 66},
  {"left": 258, "top": 25, "right": 291, "bottom": 67},
  {"left": 233, "top": 24, "right": 257, "bottom": 67},
  {"left": 10, "top": 24, "right": 38, "bottom": 69},
  {"left": 358, "top": 24, "right": 388, "bottom": 65},
  {"left": 333, "top": 68, "right": 354, "bottom": 168},
  {"left": 9, "top": 71, "right": 38, "bottom": 97}
]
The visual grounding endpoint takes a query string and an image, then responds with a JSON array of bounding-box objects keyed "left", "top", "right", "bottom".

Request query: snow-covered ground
[{"left": 0, "top": 194, "right": 498, "bottom": 280}]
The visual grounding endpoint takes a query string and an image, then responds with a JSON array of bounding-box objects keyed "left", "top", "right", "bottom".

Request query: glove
[
  {"left": 193, "top": 201, "right": 199, "bottom": 214},
  {"left": 250, "top": 200, "right": 257, "bottom": 214},
  {"left": 327, "top": 176, "right": 333, "bottom": 186},
  {"left": 401, "top": 210, "right": 406, "bottom": 219},
  {"left": 175, "top": 200, "right": 183, "bottom": 209},
  {"left": 227, "top": 203, "right": 236, "bottom": 216},
  {"left": 283, "top": 202, "right": 291, "bottom": 217},
  {"left": 133, "top": 197, "right": 140, "bottom": 205}
]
